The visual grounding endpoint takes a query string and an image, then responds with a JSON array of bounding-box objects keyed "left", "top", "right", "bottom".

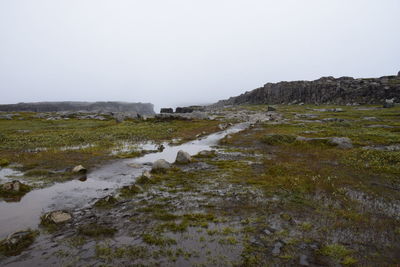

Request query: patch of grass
[
  {"left": 299, "top": 222, "right": 313, "bottom": 231},
  {"left": 0, "top": 230, "right": 38, "bottom": 256},
  {"left": 95, "top": 244, "right": 150, "bottom": 261},
  {"left": 24, "top": 169, "right": 51, "bottom": 177},
  {"left": 78, "top": 223, "right": 117, "bottom": 237},
  {"left": 0, "top": 158, "right": 10, "bottom": 167},
  {"left": 319, "top": 244, "right": 353, "bottom": 262},
  {"left": 93, "top": 196, "right": 118, "bottom": 208},
  {"left": 261, "top": 134, "right": 296, "bottom": 145},
  {"left": 142, "top": 233, "right": 177, "bottom": 246},
  {"left": 119, "top": 184, "right": 142, "bottom": 197}
]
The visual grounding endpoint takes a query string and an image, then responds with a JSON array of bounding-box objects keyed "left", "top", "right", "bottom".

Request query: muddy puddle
[{"left": 0, "top": 123, "right": 249, "bottom": 239}]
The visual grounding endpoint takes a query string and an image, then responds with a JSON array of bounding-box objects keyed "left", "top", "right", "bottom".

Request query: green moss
[
  {"left": 78, "top": 223, "right": 117, "bottom": 237},
  {"left": 93, "top": 196, "right": 118, "bottom": 208},
  {"left": 0, "top": 158, "right": 10, "bottom": 167},
  {"left": 142, "top": 233, "right": 176, "bottom": 246},
  {"left": 261, "top": 134, "right": 296, "bottom": 145},
  {"left": 24, "top": 169, "right": 51, "bottom": 177},
  {"left": 0, "top": 230, "right": 38, "bottom": 256},
  {"left": 119, "top": 184, "right": 142, "bottom": 197},
  {"left": 319, "top": 244, "right": 352, "bottom": 262}
]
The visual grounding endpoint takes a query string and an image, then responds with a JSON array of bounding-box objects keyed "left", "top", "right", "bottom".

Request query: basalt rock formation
[
  {"left": 0, "top": 101, "right": 155, "bottom": 115},
  {"left": 214, "top": 72, "right": 400, "bottom": 106}
]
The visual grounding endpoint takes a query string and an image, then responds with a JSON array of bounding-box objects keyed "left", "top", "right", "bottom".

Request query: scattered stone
[
  {"left": 218, "top": 123, "right": 228, "bottom": 130},
  {"left": 197, "top": 150, "right": 216, "bottom": 158},
  {"left": 383, "top": 99, "right": 395, "bottom": 108},
  {"left": 366, "top": 124, "right": 394, "bottom": 128},
  {"left": 362, "top": 117, "right": 379, "bottom": 121},
  {"left": 72, "top": 165, "right": 87, "bottom": 174},
  {"left": 151, "top": 159, "right": 171, "bottom": 173},
  {"left": 328, "top": 137, "right": 353, "bottom": 149},
  {"left": 321, "top": 118, "right": 345, "bottom": 123},
  {"left": 142, "top": 170, "right": 152, "bottom": 179},
  {"left": 42, "top": 210, "right": 72, "bottom": 225},
  {"left": 295, "top": 114, "right": 319, "bottom": 119},
  {"left": 299, "top": 254, "right": 310, "bottom": 266},
  {"left": 127, "top": 163, "right": 142, "bottom": 168},
  {"left": 175, "top": 150, "right": 192, "bottom": 164},
  {"left": 272, "top": 242, "right": 283, "bottom": 256},
  {"left": 157, "top": 144, "right": 165, "bottom": 152},
  {"left": 363, "top": 144, "right": 400, "bottom": 151}
]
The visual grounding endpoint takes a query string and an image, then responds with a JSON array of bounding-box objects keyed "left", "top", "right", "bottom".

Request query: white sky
[{"left": 0, "top": 0, "right": 399, "bottom": 111}]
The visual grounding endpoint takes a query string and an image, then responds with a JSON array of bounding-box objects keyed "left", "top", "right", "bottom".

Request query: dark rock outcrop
[
  {"left": 0, "top": 101, "right": 155, "bottom": 115},
  {"left": 160, "top": 108, "right": 174, "bottom": 113},
  {"left": 214, "top": 73, "right": 400, "bottom": 106}
]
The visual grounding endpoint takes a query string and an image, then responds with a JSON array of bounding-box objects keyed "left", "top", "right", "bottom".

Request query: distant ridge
[
  {"left": 214, "top": 72, "right": 400, "bottom": 106},
  {"left": 0, "top": 101, "right": 155, "bottom": 115}
]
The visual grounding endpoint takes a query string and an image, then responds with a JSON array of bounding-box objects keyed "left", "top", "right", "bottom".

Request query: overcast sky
[{"left": 0, "top": 0, "right": 399, "bottom": 111}]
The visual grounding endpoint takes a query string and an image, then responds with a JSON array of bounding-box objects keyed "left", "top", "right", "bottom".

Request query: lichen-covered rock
[
  {"left": 94, "top": 195, "right": 118, "bottom": 207},
  {"left": 175, "top": 150, "right": 192, "bottom": 164},
  {"left": 151, "top": 159, "right": 171, "bottom": 173}
]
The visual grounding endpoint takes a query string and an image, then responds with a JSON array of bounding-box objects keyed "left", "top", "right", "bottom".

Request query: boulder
[
  {"left": 42, "top": 210, "right": 72, "bottom": 224},
  {"left": 160, "top": 108, "right": 173, "bottom": 113},
  {"left": 72, "top": 165, "right": 87, "bottom": 174},
  {"left": 2, "top": 180, "right": 22, "bottom": 192},
  {"left": 151, "top": 159, "right": 171, "bottom": 173},
  {"left": 175, "top": 150, "right": 192, "bottom": 164},
  {"left": 383, "top": 99, "right": 395, "bottom": 108},
  {"left": 328, "top": 137, "right": 353, "bottom": 149},
  {"left": 142, "top": 170, "right": 152, "bottom": 179}
]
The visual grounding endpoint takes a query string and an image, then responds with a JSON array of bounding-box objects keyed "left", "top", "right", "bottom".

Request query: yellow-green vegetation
[
  {"left": 93, "top": 196, "right": 118, "bottom": 208},
  {"left": 0, "top": 115, "right": 219, "bottom": 181},
  {"left": 0, "top": 158, "right": 9, "bottom": 167},
  {"left": 78, "top": 223, "right": 117, "bottom": 237},
  {"left": 142, "top": 233, "right": 177, "bottom": 246},
  {"left": 0, "top": 230, "right": 38, "bottom": 256},
  {"left": 319, "top": 244, "right": 355, "bottom": 264}
]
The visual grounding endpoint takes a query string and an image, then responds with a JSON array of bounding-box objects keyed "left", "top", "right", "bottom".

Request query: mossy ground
[
  {"left": 1, "top": 105, "right": 399, "bottom": 265},
  {"left": 0, "top": 114, "right": 220, "bottom": 183}
]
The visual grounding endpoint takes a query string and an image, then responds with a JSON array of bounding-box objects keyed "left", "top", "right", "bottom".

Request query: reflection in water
[{"left": 0, "top": 123, "right": 248, "bottom": 239}]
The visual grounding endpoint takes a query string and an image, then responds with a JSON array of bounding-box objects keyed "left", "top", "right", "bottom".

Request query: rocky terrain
[
  {"left": 0, "top": 103, "right": 399, "bottom": 266},
  {"left": 214, "top": 72, "right": 400, "bottom": 106},
  {"left": 0, "top": 101, "right": 155, "bottom": 115}
]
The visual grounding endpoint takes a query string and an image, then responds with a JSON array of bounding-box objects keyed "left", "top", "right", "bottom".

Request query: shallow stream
[{"left": 0, "top": 123, "right": 248, "bottom": 239}]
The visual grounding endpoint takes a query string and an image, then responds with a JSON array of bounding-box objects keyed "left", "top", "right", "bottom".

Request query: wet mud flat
[{"left": 1, "top": 105, "right": 400, "bottom": 266}]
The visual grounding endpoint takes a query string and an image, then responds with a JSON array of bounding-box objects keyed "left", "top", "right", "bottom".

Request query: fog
[{"left": 0, "top": 0, "right": 399, "bottom": 112}]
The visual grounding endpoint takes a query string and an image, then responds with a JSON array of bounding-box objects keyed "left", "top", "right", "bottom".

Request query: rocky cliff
[
  {"left": 214, "top": 72, "right": 400, "bottom": 106},
  {"left": 0, "top": 101, "right": 155, "bottom": 115}
]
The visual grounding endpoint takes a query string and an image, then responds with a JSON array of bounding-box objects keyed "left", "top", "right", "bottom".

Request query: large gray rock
[
  {"left": 151, "top": 159, "right": 171, "bottom": 173},
  {"left": 175, "top": 150, "right": 192, "bottom": 164},
  {"left": 328, "top": 137, "right": 353, "bottom": 149},
  {"left": 42, "top": 210, "right": 72, "bottom": 224}
]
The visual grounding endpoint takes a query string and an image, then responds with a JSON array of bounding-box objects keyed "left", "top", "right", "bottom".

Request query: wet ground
[{"left": 0, "top": 123, "right": 249, "bottom": 240}]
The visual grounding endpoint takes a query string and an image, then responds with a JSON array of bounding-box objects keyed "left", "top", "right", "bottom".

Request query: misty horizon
[{"left": 1, "top": 0, "right": 399, "bottom": 111}]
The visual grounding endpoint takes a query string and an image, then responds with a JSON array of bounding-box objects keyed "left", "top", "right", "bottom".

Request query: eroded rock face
[
  {"left": 213, "top": 74, "right": 400, "bottom": 106},
  {"left": 151, "top": 159, "right": 171, "bottom": 173},
  {"left": 42, "top": 211, "right": 72, "bottom": 224},
  {"left": 175, "top": 150, "right": 192, "bottom": 164}
]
